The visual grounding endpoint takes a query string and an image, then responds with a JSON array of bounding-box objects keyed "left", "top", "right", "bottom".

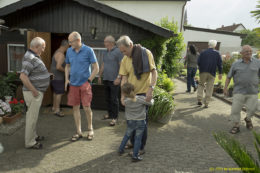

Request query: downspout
[{"left": 180, "top": 1, "right": 187, "bottom": 32}]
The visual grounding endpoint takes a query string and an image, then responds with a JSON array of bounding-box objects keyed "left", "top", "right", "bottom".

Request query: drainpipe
[{"left": 180, "top": 1, "right": 187, "bottom": 32}]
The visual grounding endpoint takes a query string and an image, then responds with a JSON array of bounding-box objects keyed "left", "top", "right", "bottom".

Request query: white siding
[
  {"left": 98, "top": 0, "right": 186, "bottom": 31},
  {"left": 0, "top": 0, "right": 19, "bottom": 8},
  {"left": 183, "top": 29, "right": 243, "bottom": 56},
  {"left": 234, "top": 25, "right": 246, "bottom": 32}
]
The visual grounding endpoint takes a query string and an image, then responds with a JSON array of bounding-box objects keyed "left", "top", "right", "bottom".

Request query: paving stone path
[{"left": 1, "top": 79, "right": 260, "bottom": 173}]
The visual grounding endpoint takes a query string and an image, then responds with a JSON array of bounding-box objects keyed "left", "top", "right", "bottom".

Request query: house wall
[
  {"left": 98, "top": 0, "right": 186, "bottom": 31},
  {"left": 0, "top": 0, "right": 19, "bottom": 8},
  {"left": 183, "top": 29, "right": 243, "bottom": 56},
  {"left": 234, "top": 25, "right": 246, "bottom": 32}
]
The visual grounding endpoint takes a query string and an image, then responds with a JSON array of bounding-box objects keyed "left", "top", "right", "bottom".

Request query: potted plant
[
  {"left": 148, "top": 86, "right": 175, "bottom": 124},
  {"left": 0, "top": 72, "right": 19, "bottom": 100},
  {"left": 0, "top": 99, "right": 11, "bottom": 124},
  {"left": 3, "top": 98, "right": 25, "bottom": 124}
]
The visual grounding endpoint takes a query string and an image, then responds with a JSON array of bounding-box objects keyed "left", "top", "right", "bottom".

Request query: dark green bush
[{"left": 148, "top": 86, "right": 175, "bottom": 122}]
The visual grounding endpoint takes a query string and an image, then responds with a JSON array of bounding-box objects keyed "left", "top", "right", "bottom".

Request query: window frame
[{"left": 7, "top": 43, "right": 25, "bottom": 72}]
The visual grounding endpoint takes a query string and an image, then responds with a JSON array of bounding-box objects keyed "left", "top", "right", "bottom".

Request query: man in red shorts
[{"left": 65, "top": 31, "right": 99, "bottom": 141}]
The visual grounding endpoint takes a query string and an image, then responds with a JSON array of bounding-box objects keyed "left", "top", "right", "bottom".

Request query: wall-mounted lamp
[{"left": 91, "top": 27, "right": 97, "bottom": 39}]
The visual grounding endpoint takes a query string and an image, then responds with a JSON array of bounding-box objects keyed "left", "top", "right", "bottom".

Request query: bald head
[
  {"left": 104, "top": 35, "right": 115, "bottom": 50},
  {"left": 68, "top": 31, "right": 82, "bottom": 50},
  {"left": 69, "top": 31, "right": 81, "bottom": 41},
  {"left": 241, "top": 45, "right": 253, "bottom": 61}
]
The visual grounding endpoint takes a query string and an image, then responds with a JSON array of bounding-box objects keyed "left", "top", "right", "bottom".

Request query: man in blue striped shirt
[{"left": 20, "top": 37, "right": 50, "bottom": 149}]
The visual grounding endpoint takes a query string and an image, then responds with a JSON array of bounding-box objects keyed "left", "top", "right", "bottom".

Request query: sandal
[
  {"left": 35, "top": 136, "right": 45, "bottom": 142},
  {"left": 102, "top": 114, "right": 110, "bottom": 120},
  {"left": 54, "top": 111, "right": 65, "bottom": 117},
  {"left": 230, "top": 126, "right": 240, "bottom": 134},
  {"left": 87, "top": 129, "right": 94, "bottom": 140},
  {"left": 71, "top": 134, "right": 83, "bottom": 142},
  {"left": 244, "top": 117, "right": 253, "bottom": 130},
  {"left": 29, "top": 142, "right": 43, "bottom": 149},
  {"left": 110, "top": 119, "right": 116, "bottom": 126}
]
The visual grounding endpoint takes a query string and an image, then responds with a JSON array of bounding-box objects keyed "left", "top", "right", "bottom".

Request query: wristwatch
[
  {"left": 149, "top": 85, "right": 155, "bottom": 90},
  {"left": 117, "top": 75, "right": 121, "bottom": 79}
]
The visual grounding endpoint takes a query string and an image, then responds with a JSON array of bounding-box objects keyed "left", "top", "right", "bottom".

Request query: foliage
[
  {"left": 240, "top": 29, "right": 260, "bottom": 48},
  {"left": 148, "top": 86, "right": 175, "bottom": 122},
  {"left": 251, "top": 0, "right": 260, "bottom": 23},
  {"left": 9, "top": 98, "right": 25, "bottom": 115},
  {"left": 222, "top": 58, "right": 236, "bottom": 74},
  {"left": 158, "top": 17, "right": 185, "bottom": 78},
  {"left": 139, "top": 35, "right": 167, "bottom": 65},
  {"left": 213, "top": 131, "right": 260, "bottom": 172},
  {"left": 0, "top": 72, "right": 19, "bottom": 99},
  {"left": 0, "top": 99, "right": 11, "bottom": 115},
  {"left": 156, "top": 69, "right": 174, "bottom": 92}
]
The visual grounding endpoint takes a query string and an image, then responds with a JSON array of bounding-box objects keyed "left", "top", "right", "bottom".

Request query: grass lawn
[{"left": 181, "top": 69, "right": 260, "bottom": 98}]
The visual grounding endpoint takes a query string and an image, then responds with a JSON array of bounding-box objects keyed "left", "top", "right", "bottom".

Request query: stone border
[{"left": 176, "top": 77, "right": 260, "bottom": 119}]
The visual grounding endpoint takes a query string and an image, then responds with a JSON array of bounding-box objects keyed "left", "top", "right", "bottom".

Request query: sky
[{"left": 186, "top": 0, "right": 259, "bottom": 30}]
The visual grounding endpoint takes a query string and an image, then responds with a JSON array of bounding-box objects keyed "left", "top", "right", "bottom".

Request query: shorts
[
  {"left": 51, "top": 80, "right": 65, "bottom": 94},
  {"left": 67, "top": 81, "right": 92, "bottom": 107}
]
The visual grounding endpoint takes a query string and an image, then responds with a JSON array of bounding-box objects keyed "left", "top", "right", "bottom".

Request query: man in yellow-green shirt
[{"left": 117, "top": 35, "right": 157, "bottom": 155}]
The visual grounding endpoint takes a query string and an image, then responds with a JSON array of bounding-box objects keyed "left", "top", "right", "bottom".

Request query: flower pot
[
  {"left": 157, "top": 110, "right": 174, "bottom": 124},
  {"left": 4, "top": 96, "right": 12, "bottom": 103},
  {"left": 3, "top": 112, "right": 22, "bottom": 124}
]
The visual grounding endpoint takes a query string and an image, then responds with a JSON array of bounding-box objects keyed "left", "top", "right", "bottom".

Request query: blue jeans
[
  {"left": 119, "top": 120, "right": 146, "bottom": 158},
  {"left": 187, "top": 67, "right": 197, "bottom": 91}
]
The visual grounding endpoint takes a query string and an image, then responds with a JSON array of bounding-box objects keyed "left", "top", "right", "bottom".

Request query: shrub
[
  {"left": 157, "top": 70, "right": 174, "bottom": 92},
  {"left": 148, "top": 86, "right": 175, "bottom": 122},
  {"left": 158, "top": 17, "right": 185, "bottom": 78}
]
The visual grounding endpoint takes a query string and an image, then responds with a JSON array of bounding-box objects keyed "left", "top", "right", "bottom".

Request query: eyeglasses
[{"left": 69, "top": 39, "right": 77, "bottom": 44}]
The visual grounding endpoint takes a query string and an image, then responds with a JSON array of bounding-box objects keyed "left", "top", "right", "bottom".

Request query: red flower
[
  {"left": 9, "top": 101, "right": 13, "bottom": 104},
  {"left": 20, "top": 100, "right": 24, "bottom": 104},
  {"left": 13, "top": 100, "right": 18, "bottom": 104}
]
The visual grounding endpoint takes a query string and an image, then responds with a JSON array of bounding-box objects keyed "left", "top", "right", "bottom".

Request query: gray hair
[
  {"left": 60, "top": 40, "right": 69, "bottom": 47},
  {"left": 116, "top": 35, "right": 133, "bottom": 47},
  {"left": 208, "top": 40, "right": 217, "bottom": 48},
  {"left": 69, "top": 31, "right": 81, "bottom": 41},
  {"left": 105, "top": 35, "right": 115, "bottom": 44},
  {"left": 30, "top": 37, "right": 45, "bottom": 48}
]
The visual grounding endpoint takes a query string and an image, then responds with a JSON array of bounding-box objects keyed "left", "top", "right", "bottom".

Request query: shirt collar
[
  {"left": 28, "top": 49, "right": 39, "bottom": 58},
  {"left": 242, "top": 57, "right": 252, "bottom": 63}
]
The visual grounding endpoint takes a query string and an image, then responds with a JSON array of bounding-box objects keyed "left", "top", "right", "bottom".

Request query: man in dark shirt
[{"left": 197, "top": 40, "right": 222, "bottom": 108}]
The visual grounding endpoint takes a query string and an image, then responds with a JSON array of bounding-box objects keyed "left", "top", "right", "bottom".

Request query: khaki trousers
[
  {"left": 197, "top": 72, "right": 215, "bottom": 105},
  {"left": 23, "top": 91, "right": 44, "bottom": 148},
  {"left": 230, "top": 94, "right": 257, "bottom": 124}
]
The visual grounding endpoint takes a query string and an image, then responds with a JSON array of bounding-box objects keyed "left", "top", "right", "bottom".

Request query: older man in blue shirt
[
  {"left": 224, "top": 45, "right": 260, "bottom": 134},
  {"left": 65, "top": 31, "right": 99, "bottom": 141}
]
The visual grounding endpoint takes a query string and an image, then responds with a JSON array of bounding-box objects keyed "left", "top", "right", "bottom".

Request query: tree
[
  {"left": 157, "top": 17, "right": 185, "bottom": 78},
  {"left": 240, "top": 29, "right": 260, "bottom": 48},
  {"left": 251, "top": 0, "right": 260, "bottom": 23}
]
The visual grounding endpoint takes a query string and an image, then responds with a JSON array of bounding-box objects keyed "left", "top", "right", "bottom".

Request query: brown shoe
[{"left": 244, "top": 117, "right": 253, "bottom": 130}]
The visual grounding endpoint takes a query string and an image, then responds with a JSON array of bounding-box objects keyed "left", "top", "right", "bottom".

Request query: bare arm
[
  {"left": 146, "top": 69, "right": 157, "bottom": 102},
  {"left": 89, "top": 62, "right": 99, "bottom": 81},
  {"left": 223, "top": 77, "right": 231, "bottom": 96},
  {"left": 55, "top": 52, "right": 65, "bottom": 72},
  {"left": 65, "top": 64, "right": 70, "bottom": 91},
  {"left": 20, "top": 73, "right": 39, "bottom": 97},
  {"left": 120, "top": 75, "right": 128, "bottom": 106},
  {"left": 98, "top": 62, "right": 104, "bottom": 84}
]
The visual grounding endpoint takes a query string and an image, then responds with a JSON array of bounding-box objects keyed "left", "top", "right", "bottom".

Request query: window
[
  {"left": 93, "top": 48, "right": 106, "bottom": 77},
  {"left": 7, "top": 44, "right": 25, "bottom": 72}
]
